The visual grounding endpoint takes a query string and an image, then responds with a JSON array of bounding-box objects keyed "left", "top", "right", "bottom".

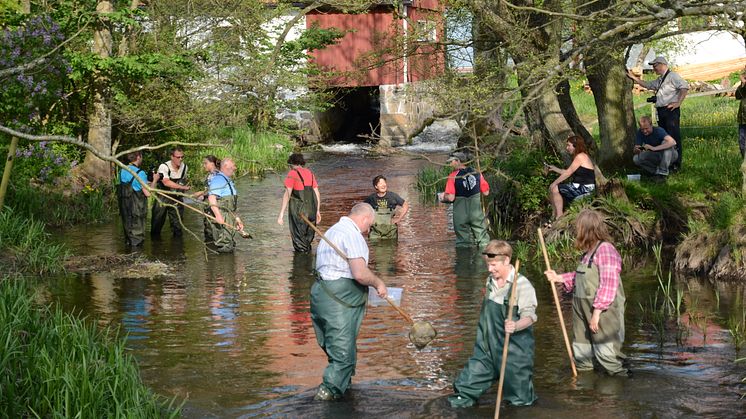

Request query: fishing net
[{"left": 409, "top": 321, "right": 437, "bottom": 349}]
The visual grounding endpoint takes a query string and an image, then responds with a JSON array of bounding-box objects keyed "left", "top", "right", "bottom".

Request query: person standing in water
[
  {"left": 363, "top": 175, "right": 409, "bottom": 240},
  {"left": 277, "top": 153, "right": 321, "bottom": 253},
  {"left": 151, "top": 146, "right": 190, "bottom": 237},
  {"left": 449, "top": 240, "right": 538, "bottom": 407},
  {"left": 117, "top": 151, "right": 158, "bottom": 247},
  {"left": 205, "top": 158, "right": 244, "bottom": 253},
  {"left": 438, "top": 151, "right": 490, "bottom": 248},
  {"left": 544, "top": 209, "right": 628, "bottom": 376}
]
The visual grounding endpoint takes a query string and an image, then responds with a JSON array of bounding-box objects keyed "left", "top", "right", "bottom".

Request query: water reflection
[{"left": 41, "top": 152, "right": 746, "bottom": 417}]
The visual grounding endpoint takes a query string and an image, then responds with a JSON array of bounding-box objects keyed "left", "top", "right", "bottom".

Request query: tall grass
[
  {"left": 416, "top": 165, "right": 451, "bottom": 199},
  {"left": 199, "top": 127, "right": 294, "bottom": 176},
  {"left": 0, "top": 278, "right": 180, "bottom": 418},
  {"left": 6, "top": 182, "right": 114, "bottom": 226},
  {"left": 0, "top": 208, "right": 68, "bottom": 275}
]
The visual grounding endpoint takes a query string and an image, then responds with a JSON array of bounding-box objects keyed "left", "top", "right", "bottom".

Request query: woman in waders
[
  {"left": 449, "top": 240, "right": 538, "bottom": 408},
  {"left": 277, "top": 153, "right": 321, "bottom": 253},
  {"left": 545, "top": 209, "right": 629, "bottom": 376},
  {"left": 363, "top": 175, "right": 409, "bottom": 240}
]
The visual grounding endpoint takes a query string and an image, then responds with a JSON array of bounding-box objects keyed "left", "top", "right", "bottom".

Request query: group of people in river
[{"left": 116, "top": 147, "right": 630, "bottom": 407}]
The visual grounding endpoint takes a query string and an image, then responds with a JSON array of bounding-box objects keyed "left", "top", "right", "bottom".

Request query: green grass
[
  {"left": 0, "top": 208, "right": 68, "bottom": 275},
  {"left": 0, "top": 277, "right": 180, "bottom": 418},
  {"left": 6, "top": 182, "right": 115, "bottom": 227},
  {"left": 199, "top": 127, "right": 294, "bottom": 177}
]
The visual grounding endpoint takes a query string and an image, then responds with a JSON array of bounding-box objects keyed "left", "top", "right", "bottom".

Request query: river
[{"left": 40, "top": 147, "right": 745, "bottom": 418}]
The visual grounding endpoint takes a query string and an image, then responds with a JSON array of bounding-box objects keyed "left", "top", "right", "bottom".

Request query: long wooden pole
[
  {"left": 538, "top": 228, "right": 577, "bottom": 377},
  {"left": 494, "top": 259, "right": 520, "bottom": 419},
  {"left": 0, "top": 136, "right": 19, "bottom": 210},
  {"left": 298, "top": 213, "right": 414, "bottom": 324}
]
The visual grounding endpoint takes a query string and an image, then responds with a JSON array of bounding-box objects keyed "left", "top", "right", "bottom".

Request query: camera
[
  {"left": 147, "top": 165, "right": 157, "bottom": 182},
  {"left": 646, "top": 96, "right": 657, "bottom": 103}
]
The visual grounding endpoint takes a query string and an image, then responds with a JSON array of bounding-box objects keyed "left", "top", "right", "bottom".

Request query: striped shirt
[
  {"left": 559, "top": 242, "right": 622, "bottom": 311},
  {"left": 486, "top": 267, "right": 538, "bottom": 322},
  {"left": 316, "top": 216, "right": 369, "bottom": 280}
]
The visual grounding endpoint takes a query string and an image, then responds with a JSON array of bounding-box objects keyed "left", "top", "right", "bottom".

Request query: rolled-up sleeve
[{"left": 517, "top": 276, "right": 538, "bottom": 323}]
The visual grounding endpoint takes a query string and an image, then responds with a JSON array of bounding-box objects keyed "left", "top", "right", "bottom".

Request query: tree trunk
[
  {"left": 585, "top": 51, "right": 637, "bottom": 169},
  {"left": 634, "top": 45, "right": 650, "bottom": 69},
  {"left": 82, "top": 1, "right": 114, "bottom": 181},
  {"left": 557, "top": 78, "right": 594, "bottom": 151}
]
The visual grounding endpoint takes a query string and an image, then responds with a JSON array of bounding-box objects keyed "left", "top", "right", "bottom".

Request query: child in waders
[
  {"left": 545, "top": 209, "right": 629, "bottom": 376},
  {"left": 449, "top": 240, "right": 538, "bottom": 408},
  {"left": 364, "top": 175, "right": 409, "bottom": 240},
  {"left": 277, "top": 153, "right": 320, "bottom": 253}
]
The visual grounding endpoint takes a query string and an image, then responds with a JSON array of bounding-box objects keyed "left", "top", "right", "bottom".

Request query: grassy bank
[
  {"left": 0, "top": 277, "right": 179, "bottom": 418},
  {"left": 197, "top": 127, "right": 295, "bottom": 177},
  {"left": 0, "top": 208, "right": 68, "bottom": 275}
]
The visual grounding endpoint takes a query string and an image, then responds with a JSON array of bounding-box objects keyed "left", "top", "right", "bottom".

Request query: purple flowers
[{"left": 13, "top": 142, "right": 79, "bottom": 185}]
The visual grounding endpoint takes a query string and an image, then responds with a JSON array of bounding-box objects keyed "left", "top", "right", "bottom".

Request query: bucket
[
  {"left": 369, "top": 286, "right": 402, "bottom": 306},
  {"left": 627, "top": 174, "right": 641, "bottom": 181}
]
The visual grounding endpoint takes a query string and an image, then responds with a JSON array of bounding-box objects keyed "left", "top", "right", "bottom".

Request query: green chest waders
[
  {"left": 369, "top": 205, "right": 398, "bottom": 240},
  {"left": 288, "top": 170, "right": 317, "bottom": 253},
  {"left": 450, "top": 280, "right": 537, "bottom": 407},
  {"left": 452, "top": 193, "right": 489, "bottom": 248},
  {"left": 117, "top": 170, "right": 147, "bottom": 247},
  {"left": 572, "top": 243, "right": 628, "bottom": 375},
  {"left": 205, "top": 176, "right": 238, "bottom": 252},
  {"left": 310, "top": 276, "right": 368, "bottom": 397}
]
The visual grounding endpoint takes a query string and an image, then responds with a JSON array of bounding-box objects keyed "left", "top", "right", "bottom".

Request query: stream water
[{"left": 40, "top": 147, "right": 745, "bottom": 418}]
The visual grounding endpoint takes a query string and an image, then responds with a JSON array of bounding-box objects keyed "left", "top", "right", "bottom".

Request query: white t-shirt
[
  {"left": 316, "top": 217, "right": 369, "bottom": 280},
  {"left": 157, "top": 161, "right": 187, "bottom": 182}
]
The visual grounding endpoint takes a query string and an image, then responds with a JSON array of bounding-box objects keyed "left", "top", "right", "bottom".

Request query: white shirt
[
  {"left": 316, "top": 217, "right": 369, "bottom": 280},
  {"left": 486, "top": 267, "right": 538, "bottom": 322},
  {"left": 157, "top": 161, "right": 187, "bottom": 181}
]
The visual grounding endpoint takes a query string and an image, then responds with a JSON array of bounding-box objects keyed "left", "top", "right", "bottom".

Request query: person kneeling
[
  {"left": 633, "top": 116, "right": 678, "bottom": 182},
  {"left": 449, "top": 240, "right": 538, "bottom": 408}
]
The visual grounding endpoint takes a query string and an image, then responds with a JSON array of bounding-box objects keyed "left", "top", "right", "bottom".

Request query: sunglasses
[
  {"left": 173, "top": 155, "right": 185, "bottom": 159},
  {"left": 482, "top": 252, "right": 508, "bottom": 259}
]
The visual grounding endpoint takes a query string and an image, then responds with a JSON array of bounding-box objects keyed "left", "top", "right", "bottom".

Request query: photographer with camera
[
  {"left": 151, "top": 146, "right": 190, "bottom": 237},
  {"left": 633, "top": 116, "right": 678, "bottom": 183},
  {"left": 627, "top": 56, "right": 688, "bottom": 171}
]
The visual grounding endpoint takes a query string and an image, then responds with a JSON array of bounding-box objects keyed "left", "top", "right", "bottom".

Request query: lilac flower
[
  {"left": 24, "top": 150, "right": 32, "bottom": 157},
  {"left": 70, "top": 160, "right": 78, "bottom": 167},
  {"left": 54, "top": 157, "right": 64, "bottom": 165},
  {"left": 39, "top": 141, "right": 47, "bottom": 148}
]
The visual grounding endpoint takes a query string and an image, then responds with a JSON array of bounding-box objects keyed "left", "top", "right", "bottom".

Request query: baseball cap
[
  {"left": 447, "top": 152, "right": 468, "bottom": 163},
  {"left": 648, "top": 56, "right": 668, "bottom": 66}
]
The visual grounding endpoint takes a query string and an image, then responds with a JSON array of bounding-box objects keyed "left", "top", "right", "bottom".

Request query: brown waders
[
  {"left": 288, "top": 169, "right": 317, "bottom": 253},
  {"left": 572, "top": 243, "right": 628, "bottom": 375},
  {"left": 369, "top": 205, "right": 398, "bottom": 240},
  {"left": 452, "top": 193, "right": 489, "bottom": 248},
  {"left": 117, "top": 170, "right": 147, "bottom": 247},
  {"left": 310, "top": 276, "right": 367, "bottom": 398},
  {"left": 449, "top": 278, "right": 537, "bottom": 407}
]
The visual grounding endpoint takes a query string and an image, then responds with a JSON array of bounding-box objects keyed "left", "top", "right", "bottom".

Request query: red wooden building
[{"left": 305, "top": 1, "right": 445, "bottom": 143}]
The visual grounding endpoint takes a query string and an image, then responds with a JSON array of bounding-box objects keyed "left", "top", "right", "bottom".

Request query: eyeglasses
[
  {"left": 173, "top": 155, "right": 185, "bottom": 159},
  {"left": 482, "top": 252, "right": 508, "bottom": 259}
]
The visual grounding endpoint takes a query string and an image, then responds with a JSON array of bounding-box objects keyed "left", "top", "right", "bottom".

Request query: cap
[
  {"left": 447, "top": 152, "right": 467, "bottom": 163},
  {"left": 648, "top": 56, "right": 668, "bottom": 66}
]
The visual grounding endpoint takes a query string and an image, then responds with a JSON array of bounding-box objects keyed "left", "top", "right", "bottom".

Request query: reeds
[
  {"left": 0, "top": 208, "right": 68, "bottom": 274},
  {"left": 200, "top": 127, "right": 293, "bottom": 177},
  {"left": 0, "top": 278, "right": 180, "bottom": 418}
]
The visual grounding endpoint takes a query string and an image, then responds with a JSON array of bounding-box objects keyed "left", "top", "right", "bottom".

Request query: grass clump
[
  {"left": 0, "top": 208, "right": 68, "bottom": 275},
  {"left": 0, "top": 278, "right": 180, "bottom": 418},
  {"left": 199, "top": 127, "right": 294, "bottom": 177}
]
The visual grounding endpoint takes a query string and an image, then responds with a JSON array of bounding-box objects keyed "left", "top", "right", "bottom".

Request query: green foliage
[
  {"left": 0, "top": 208, "right": 68, "bottom": 274},
  {"left": 415, "top": 165, "right": 451, "bottom": 199},
  {"left": 0, "top": 277, "right": 180, "bottom": 418},
  {"left": 711, "top": 192, "right": 743, "bottom": 230},
  {"left": 5, "top": 182, "right": 114, "bottom": 226},
  {"left": 199, "top": 127, "right": 294, "bottom": 176}
]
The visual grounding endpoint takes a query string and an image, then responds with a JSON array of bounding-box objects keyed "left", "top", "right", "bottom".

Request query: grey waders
[
  {"left": 204, "top": 174, "right": 238, "bottom": 253},
  {"left": 310, "top": 276, "right": 367, "bottom": 398},
  {"left": 151, "top": 164, "right": 187, "bottom": 236},
  {"left": 117, "top": 169, "right": 147, "bottom": 247},
  {"left": 288, "top": 169, "right": 317, "bottom": 253},
  {"left": 449, "top": 279, "right": 537, "bottom": 407},
  {"left": 572, "top": 242, "right": 628, "bottom": 375}
]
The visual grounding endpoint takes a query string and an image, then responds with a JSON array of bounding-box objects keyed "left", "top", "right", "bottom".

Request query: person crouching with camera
[
  {"left": 627, "top": 56, "right": 688, "bottom": 172},
  {"left": 633, "top": 116, "right": 678, "bottom": 183}
]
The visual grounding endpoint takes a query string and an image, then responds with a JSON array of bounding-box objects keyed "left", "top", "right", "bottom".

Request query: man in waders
[
  {"left": 363, "top": 175, "right": 409, "bottom": 240},
  {"left": 439, "top": 152, "right": 490, "bottom": 248},
  {"left": 205, "top": 158, "right": 244, "bottom": 253},
  {"left": 118, "top": 151, "right": 157, "bottom": 247},
  {"left": 277, "top": 153, "right": 321, "bottom": 252},
  {"left": 311, "top": 203, "right": 388, "bottom": 401},
  {"left": 449, "top": 240, "right": 538, "bottom": 407},
  {"left": 151, "top": 146, "right": 190, "bottom": 237}
]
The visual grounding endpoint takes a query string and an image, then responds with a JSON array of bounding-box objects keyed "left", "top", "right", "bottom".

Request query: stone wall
[{"left": 379, "top": 82, "right": 437, "bottom": 147}]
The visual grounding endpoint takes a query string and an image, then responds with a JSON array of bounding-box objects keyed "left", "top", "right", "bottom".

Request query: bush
[{"left": 0, "top": 278, "right": 179, "bottom": 418}]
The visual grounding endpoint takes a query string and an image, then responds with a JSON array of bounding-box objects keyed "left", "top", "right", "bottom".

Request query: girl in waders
[
  {"left": 449, "top": 240, "right": 538, "bottom": 408},
  {"left": 277, "top": 153, "right": 320, "bottom": 253},
  {"left": 364, "top": 175, "right": 409, "bottom": 240},
  {"left": 545, "top": 209, "right": 628, "bottom": 376}
]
